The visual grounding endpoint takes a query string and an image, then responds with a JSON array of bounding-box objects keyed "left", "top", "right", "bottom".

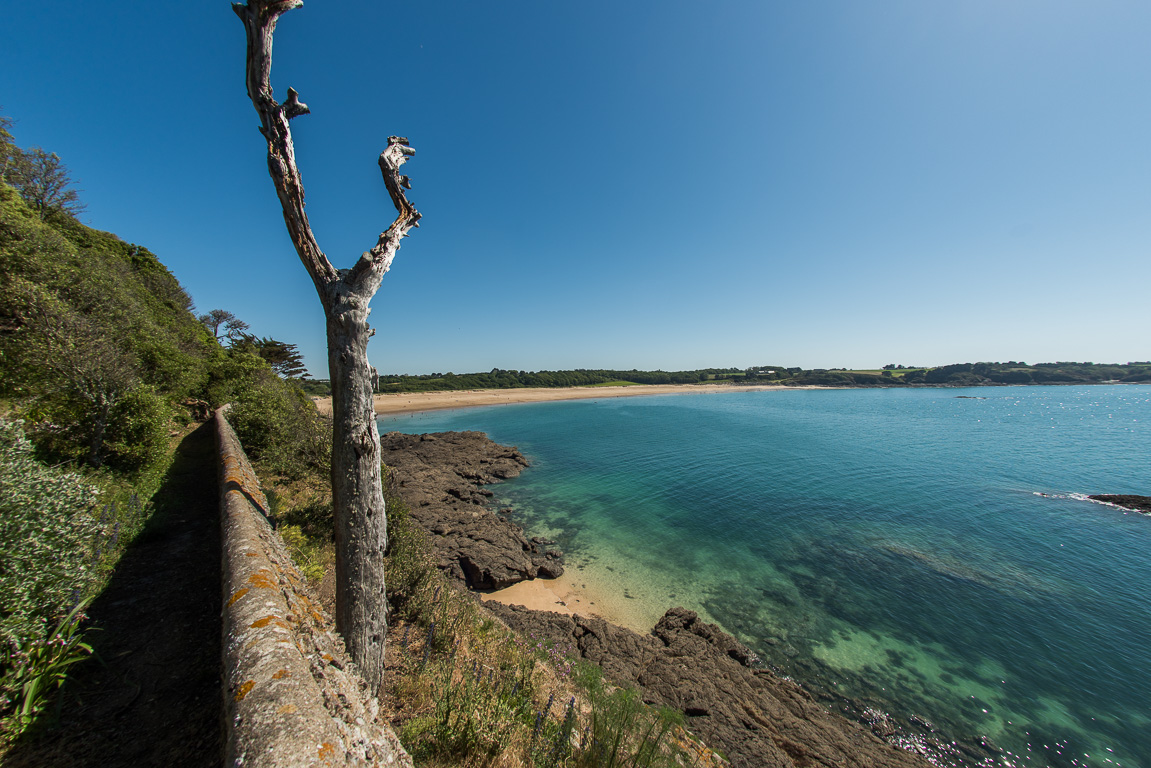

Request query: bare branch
[
  {"left": 234, "top": 0, "right": 338, "bottom": 292},
  {"left": 346, "top": 136, "right": 423, "bottom": 291},
  {"left": 283, "top": 87, "right": 310, "bottom": 120}
]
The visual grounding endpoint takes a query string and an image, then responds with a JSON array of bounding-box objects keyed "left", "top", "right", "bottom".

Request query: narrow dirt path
[{"left": 5, "top": 421, "right": 223, "bottom": 767}]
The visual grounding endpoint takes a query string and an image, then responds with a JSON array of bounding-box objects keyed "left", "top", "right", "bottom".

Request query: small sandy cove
[
  {"left": 313, "top": 382, "right": 792, "bottom": 417},
  {"left": 314, "top": 382, "right": 803, "bottom": 627},
  {"left": 477, "top": 570, "right": 652, "bottom": 633}
]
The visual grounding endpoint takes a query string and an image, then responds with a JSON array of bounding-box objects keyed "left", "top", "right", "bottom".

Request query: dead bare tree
[{"left": 233, "top": 0, "right": 420, "bottom": 686}]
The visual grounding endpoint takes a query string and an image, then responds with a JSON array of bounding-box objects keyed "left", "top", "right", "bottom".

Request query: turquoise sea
[{"left": 379, "top": 386, "right": 1151, "bottom": 768}]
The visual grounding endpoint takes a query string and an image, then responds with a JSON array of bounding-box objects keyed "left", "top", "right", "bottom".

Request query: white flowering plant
[{"left": 0, "top": 419, "right": 104, "bottom": 733}]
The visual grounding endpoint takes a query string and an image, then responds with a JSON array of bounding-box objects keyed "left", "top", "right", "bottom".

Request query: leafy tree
[
  {"left": 198, "top": 308, "right": 250, "bottom": 342},
  {"left": 5, "top": 147, "right": 86, "bottom": 221},
  {"left": 0, "top": 112, "right": 15, "bottom": 180},
  {"left": 231, "top": 333, "right": 308, "bottom": 378}
]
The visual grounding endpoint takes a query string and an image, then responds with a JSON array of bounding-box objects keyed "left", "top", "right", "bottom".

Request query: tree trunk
[
  {"left": 325, "top": 291, "right": 387, "bottom": 684},
  {"left": 234, "top": 0, "right": 421, "bottom": 688}
]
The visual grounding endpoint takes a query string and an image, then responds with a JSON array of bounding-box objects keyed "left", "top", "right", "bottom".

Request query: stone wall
[{"left": 216, "top": 409, "right": 411, "bottom": 767}]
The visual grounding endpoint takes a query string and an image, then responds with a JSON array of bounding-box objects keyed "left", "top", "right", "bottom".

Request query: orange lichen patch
[
  {"left": 247, "top": 571, "right": 277, "bottom": 589},
  {"left": 277, "top": 703, "right": 298, "bottom": 715},
  {"left": 250, "top": 615, "right": 277, "bottom": 629},
  {"left": 321, "top": 653, "right": 334, "bottom": 663},
  {"left": 318, "top": 743, "right": 337, "bottom": 762},
  {"left": 234, "top": 680, "right": 255, "bottom": 702},
  {"left": 272, "top": 668, "right": 291, "bottom": 680},
  {"left": 226, "top": 588, "right": 250, "bottom": 607},
  {"left": 245, "top": 552, "right": 259, "bottom": 557}
]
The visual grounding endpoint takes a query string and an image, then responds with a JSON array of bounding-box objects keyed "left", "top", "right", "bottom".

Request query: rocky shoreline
[
  {"left": 380, "top": 431, "right": 564, "bottom": 589},
  {"left": 381, "top": 430, "right": 954, "bottom": 768}
]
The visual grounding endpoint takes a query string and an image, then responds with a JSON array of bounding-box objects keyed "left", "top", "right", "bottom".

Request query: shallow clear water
[{"left": 380, "top": 386, "right": 1151, "bottom": 768}]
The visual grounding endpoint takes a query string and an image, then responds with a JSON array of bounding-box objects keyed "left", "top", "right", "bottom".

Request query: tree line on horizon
[{"left": 294, "top": 360, "right": 1151, "bottom": 396}]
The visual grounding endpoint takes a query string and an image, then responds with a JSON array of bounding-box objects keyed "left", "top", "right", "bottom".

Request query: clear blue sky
[{"left": 4, "top": 1, "right": 1149, "bottom": 376}]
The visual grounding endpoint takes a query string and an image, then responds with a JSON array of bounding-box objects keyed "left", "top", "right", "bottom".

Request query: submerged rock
[{"left": 380, "top": 431, "right": 563, "bottom": 589}]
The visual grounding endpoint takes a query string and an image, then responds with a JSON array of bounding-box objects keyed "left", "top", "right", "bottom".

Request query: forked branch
[
  {"left": 348, "top": 137, "right": 422, "bottom": 289},
  {"left": 233, "top": 0, "right": 421, "bottom": 299}
]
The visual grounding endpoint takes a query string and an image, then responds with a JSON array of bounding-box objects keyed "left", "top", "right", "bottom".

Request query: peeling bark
[{"left": 233, "top": 0, "right": 420, "bottom": 687}]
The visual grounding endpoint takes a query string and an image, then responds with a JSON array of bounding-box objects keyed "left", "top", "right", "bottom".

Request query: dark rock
[
  {"left": 486, "top": 603, "right": 933, "bottom": 768},
  {"left": 381, "top": 431, "right": 563, "bottom": 589},
  {"left": 1088, "top": 494, "right": 1151, "bottom": 514},
  {"left": 534, "top": 555, "right": 565, "bottom": 579}
]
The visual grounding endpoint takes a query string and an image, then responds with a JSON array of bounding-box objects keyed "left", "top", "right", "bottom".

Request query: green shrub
[
  {"left": 277, "top": 525, "right": 327, "bottom": 582},
  {"left": 227, "top": 373, "right": 330, "bottom": 477},
  {"left": 0, "top": 420, "right": 102, "bottom": 647},
  {"left": 101, "top": 385, "right": 170, "bottom": 474},
  {"left": 202, "top": 349, "right": 267, "bottom": 408}
]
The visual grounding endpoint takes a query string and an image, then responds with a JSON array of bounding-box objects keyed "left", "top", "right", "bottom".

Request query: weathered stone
[{"left": 218, "top": 410, "right": 411, "bottom": 767}]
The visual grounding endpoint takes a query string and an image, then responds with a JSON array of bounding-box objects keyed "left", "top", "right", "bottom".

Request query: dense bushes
[
  {"left": 227, "top": 372, "right": 331, "bottom": 478},
  {"left": 101, "top": 386, "right": 170, "bottom": 473},
  {"left": 0, "top": 420, "right": 107, "bottom": 731},
  {"left": 0, "top": 420, "right": 101, "bottom": 648}
]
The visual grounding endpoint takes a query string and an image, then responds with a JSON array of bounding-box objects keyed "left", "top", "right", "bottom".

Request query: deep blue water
[{"left": 379, "top": 386, "right": 1151, "bottom": 768}]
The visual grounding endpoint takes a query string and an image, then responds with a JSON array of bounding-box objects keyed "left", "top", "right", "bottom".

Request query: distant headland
[{"left": 306, "top": 361, "right": 1151, "bottom": 415}]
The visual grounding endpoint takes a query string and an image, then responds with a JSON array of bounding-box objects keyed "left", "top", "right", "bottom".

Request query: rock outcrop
[
  {"left": 380, "top": 431, "right": 563, "bottom": 589},
  {"left": 487, "top": 603, "right": 933, "bottom": 768},
  {"left": 1088, "top": 494, "right": 1151, "bottom": 514}
]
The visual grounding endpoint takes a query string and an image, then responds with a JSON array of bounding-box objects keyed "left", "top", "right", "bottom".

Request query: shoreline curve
[{"left": 314, "top": 383, "right": 818, "bottom": 417}]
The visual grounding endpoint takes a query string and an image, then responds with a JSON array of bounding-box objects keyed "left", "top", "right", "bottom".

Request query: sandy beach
[
  {"left": 474, "top": 568, "right": 657, "bottom": 634},
  {"left": 478, "top": 572, "right": 606, "bottom": 621},
  {"left": 314, "top": 382, "right": 795, "bottom": 417}
]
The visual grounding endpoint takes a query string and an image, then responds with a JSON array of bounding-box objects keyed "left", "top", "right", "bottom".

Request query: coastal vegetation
[{"left": 0, "top": 114, "right": 321, "bottom": 741}]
